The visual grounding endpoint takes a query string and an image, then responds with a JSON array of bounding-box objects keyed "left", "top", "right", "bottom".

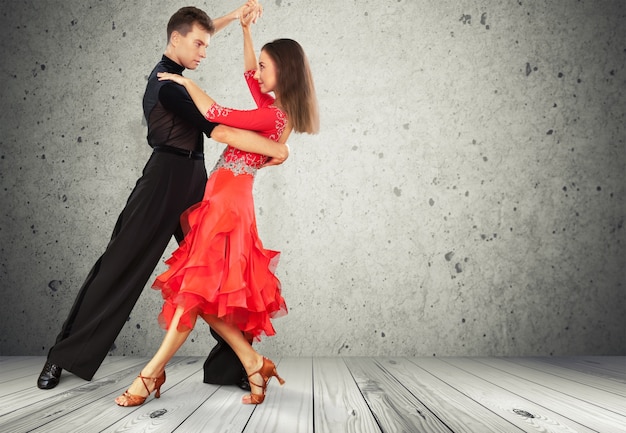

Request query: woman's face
[{"left": 254, "top": 50, "right": 277, "bottom": 94}]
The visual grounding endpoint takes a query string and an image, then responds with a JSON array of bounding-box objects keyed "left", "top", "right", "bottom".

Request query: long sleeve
[
  {"left": 205, "top": 103, "right": 283, "bottom": 137},
  {"left": 204, "top": 70, "right": 284, "bottom": 140},
  {"left": 160, "top": 82, "right": 218, "bottom": 137}
]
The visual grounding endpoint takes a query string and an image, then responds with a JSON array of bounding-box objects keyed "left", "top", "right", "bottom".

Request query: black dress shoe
[{"left": 37, "top": 361, "right": 62, "bottom": 389}]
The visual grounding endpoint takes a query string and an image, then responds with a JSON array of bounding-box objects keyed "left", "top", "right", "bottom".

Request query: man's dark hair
[{"left": 167, "top": 6, "right": 215, "bottom": 41}]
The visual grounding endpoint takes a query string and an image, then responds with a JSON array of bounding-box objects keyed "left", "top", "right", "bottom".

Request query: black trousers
[
  {"left": 203, "top": 329, "right": 249, "bottom": 385},
  {"left": 48, "top": 151, "right": 242, "bottom": 381}
]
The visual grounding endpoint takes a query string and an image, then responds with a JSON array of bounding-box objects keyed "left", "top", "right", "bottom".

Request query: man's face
[{"left": 172, "top": 23, "right": 210, "bottom": 70}]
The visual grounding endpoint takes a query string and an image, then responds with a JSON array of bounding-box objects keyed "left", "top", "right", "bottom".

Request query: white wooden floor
[{"left": 0, "top": 356, "right": 624, "bottom": 432}]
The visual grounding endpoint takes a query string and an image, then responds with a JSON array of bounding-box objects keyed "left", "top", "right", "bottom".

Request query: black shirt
[{"left": 142, "top": 55, "right": 218, "bottom": 153}]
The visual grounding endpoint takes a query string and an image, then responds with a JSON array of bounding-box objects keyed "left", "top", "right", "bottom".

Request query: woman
[{"left": 115, "top": 5, "right": 319, "bottom": 407}]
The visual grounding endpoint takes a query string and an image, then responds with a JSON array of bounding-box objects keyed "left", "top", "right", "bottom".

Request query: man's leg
[
  {"left": 39, "top": 153, "right": 206, "bottom": 387},
  {"left": 204, "top": 328, "right": 250, "bottom": 390}
]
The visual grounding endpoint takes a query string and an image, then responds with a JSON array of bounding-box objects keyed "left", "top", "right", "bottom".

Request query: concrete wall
[{"left": 1, "top": 1, "right": 624, "bottom": 359}]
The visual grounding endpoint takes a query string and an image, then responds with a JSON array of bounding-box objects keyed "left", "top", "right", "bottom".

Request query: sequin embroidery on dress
[
  {"left": 210, "top": 148, "right": 264, "bottom": 176},
  {"left": 209, "top": 105, "right": 286, "bottom": 177}
]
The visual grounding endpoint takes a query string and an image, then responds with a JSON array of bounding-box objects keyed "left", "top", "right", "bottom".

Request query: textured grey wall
[{"left": 0, "top": 1, "right": 624, "bottom": 359}]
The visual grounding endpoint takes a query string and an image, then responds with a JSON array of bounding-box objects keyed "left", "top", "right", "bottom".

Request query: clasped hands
[{"left": 240, "top": 0, "right": 263, "bottom": 26}]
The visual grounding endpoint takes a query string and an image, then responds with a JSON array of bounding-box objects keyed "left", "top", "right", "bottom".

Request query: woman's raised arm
[{"left": 240, "top": 7, "right": 258, "bottom": 72}]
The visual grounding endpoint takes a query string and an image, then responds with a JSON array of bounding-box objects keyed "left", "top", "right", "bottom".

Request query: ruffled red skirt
[{"left": 152, "top": 168, "right": 287, "bottom": 341}]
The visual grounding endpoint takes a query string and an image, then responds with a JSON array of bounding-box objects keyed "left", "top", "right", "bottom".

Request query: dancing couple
[{"left": 113, "top": 2, "right": 319, "bottom": 406}]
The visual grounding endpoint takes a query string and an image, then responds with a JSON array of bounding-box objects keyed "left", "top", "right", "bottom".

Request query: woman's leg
[
  {"left": 115, "top": 306, "right": 196, "bottom": 405},
  {"left": 201, "top": 313, "right": 282, "bottom": 403}
]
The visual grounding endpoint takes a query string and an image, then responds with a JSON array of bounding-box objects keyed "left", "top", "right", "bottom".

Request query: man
[{"left": 38, "top": 4, "right": 286, "bottom": 390}]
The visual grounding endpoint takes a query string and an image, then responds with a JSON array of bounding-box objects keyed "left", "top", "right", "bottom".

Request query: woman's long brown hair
[{"left": 262, "top": 39, "right": 319, "bottom": 134}]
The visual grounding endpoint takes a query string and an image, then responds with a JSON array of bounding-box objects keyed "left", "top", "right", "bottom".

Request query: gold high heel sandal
[
  {"left": 243, "top": 357, "right": 285, "bottom": 405},
  {"left": 116, "top": 371, "right": 166, "bottom": 407}
]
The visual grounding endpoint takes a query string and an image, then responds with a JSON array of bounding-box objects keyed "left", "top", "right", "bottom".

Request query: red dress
[{"left": 153, "top": 70, "right": 288, "bottom": 340}]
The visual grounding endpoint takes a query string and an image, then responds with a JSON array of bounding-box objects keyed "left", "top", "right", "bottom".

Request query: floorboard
[
  {"left": 312, "top": 357, "right": 381, "bottom": 433},
  {"left": 459, "top": 357, "right": 626, "bottom": 432},
  {"left": 441, "top": 357, "right": 596, "bottom": 433},
  {"left": 0, "top": 356, "right": 623, "bottom": 433},
  {"left": 507, "top": 357, "right": 626, "bottom": 397},
  {"left": 541, "top": 356, "right": 626, "bottom": 382},
  {"left": 380, "top": 357, "right": 524, "bottom": 432},
  {"left": 346, "top": 357, "right": 454, "bottom": 433}
]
